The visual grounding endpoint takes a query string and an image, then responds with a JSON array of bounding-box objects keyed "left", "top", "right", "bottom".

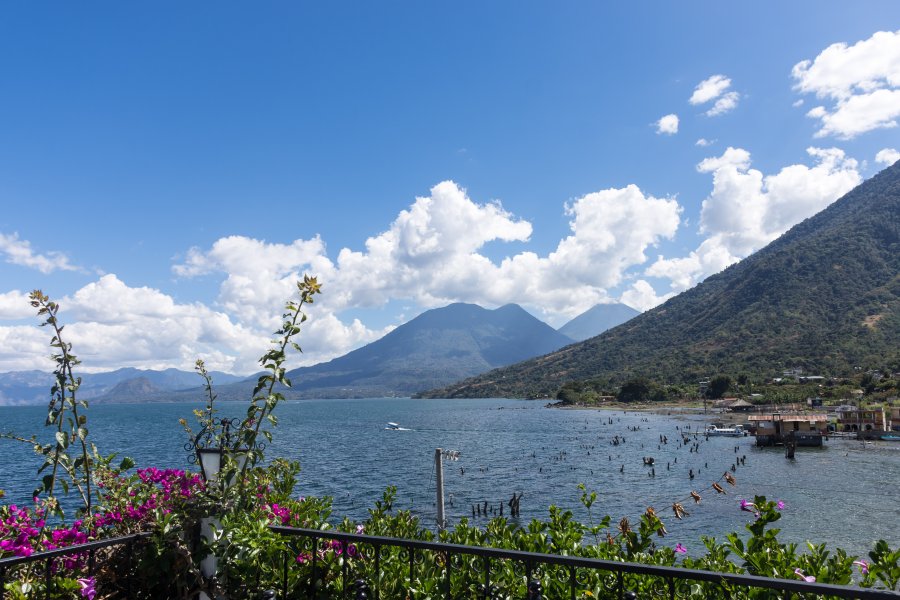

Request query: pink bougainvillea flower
[
  {"left": 77, "top": 577, "right": 97, "bottom": 600},
  {"left": 777, "top": 501, "right": 785, "bottom": 510},
  {"left": 853, "top": 560, "right": 869, "bottom": 575},
  {"left": 674, "top": 543, "right": 687, "bottom": 554},
  {"left": 740, "top": 499, "right": 755, "bottom": 512},
  {"left": 794, "top": 568, "right": 815, "bottom": 583}
]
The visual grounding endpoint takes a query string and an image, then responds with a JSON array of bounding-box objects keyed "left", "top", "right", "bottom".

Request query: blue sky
[{"left": 1, "top": 3, "right": 898, "bottom": 375}]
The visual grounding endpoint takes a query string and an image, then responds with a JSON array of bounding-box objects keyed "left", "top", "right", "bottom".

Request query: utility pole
[{"left": 435, "top": 448, "right": 445, "bottom": 529}]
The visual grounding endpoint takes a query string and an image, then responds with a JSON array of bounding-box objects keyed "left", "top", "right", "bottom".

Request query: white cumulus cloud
[
  {"left": 706, "top": 91, "right": 740, "bottom": 116},
  {"left": 689, "top": 75, "right": 732, "bottom": 105},
  {"left": 619, "top": 280, "right": 674, "bottom": 312},
  {"left": 656, "top": 114, "right": 679, "bottom": 135},
  {"left": 696, "top": 138, "right": 716, "bottom": 147},
  {"left": 2, "top": 181, "right": 686, "bottom": 375},
  {"left": 792, "top": 30, "right": 900, "bottom": 138},
  {"left": 876, "top": 148, "right": 900, "bottom": 166},
  {"left": 689, "top": 75, "right": 740, "bottom": 116},
  {"left": 176, "top": 181, "right": 681, "bottom": 330},
  {"left": 0, "top": 291, "right": 34, "bottom": 320},
  {"left": 0, "top": 233, "right": 79, "bottom": 274},
  {"left": 647, "top": 146, "right": 861, "bottom": 292}
]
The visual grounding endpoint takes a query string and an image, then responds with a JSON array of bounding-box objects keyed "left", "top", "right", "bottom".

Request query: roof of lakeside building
[{"left": 748, "top": 414, "right": 828, "bottom": 422}]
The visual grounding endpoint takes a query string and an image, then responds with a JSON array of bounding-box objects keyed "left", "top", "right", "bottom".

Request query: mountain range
[
  {"left": 0, "top": 367, "right": 244, "bottom": 406},
  {"left": 421, "top": 161, "right": 900, "bottom": 399},
  {"left": 1, "top": 301, "right": 608, "bottom": 404}
]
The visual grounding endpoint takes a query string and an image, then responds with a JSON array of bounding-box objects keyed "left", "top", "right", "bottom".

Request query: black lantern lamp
[{"left": 187, "top": 417, "right": 241, "bottom": 485}]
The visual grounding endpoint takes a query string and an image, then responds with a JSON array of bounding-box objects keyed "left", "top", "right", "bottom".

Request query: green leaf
[
  {"left": 119, "top": 456, "right": 135, "bottom": 471},
  {"left": 56, "top": 430, "right": 69, "bottom": 449}
]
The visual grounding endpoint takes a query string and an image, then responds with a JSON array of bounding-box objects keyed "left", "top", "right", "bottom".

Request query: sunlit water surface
[{"left": 2, "top": 398, "right": 898, "bottom": 557}]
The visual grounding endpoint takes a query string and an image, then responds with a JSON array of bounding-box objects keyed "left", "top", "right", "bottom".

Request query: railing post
[
  {"left": 527, "top": 579, "right": 543, "bottom": 600},
  {"left": 353, "top": 578, "right": 370, "bottom": 600},
  {"left": 443, "top": 551, "right": 451, "bottom": 599},
  {"left": 44, "top": 557, "right": 51, "bottom": 600},
  {"left": 127, "top": 536, "right": 134, "bottom": 598},
  {"left": 373, "top": 544, "right": 381, "bottom": 600},
  {"left": 341, "top": 540, "right": 349, "bottom": 600},
  {"left": 281, "top": 544, "right": 289, "bottom": 600},
  {"left": 311, "top": 538, "right": 319, "bottom": 598},
  {"left": 408, "top": 547, "right": 415, "bottom": 599}
]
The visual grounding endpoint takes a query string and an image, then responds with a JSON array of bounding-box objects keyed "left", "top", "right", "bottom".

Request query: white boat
[
  {"left": 705, "top": 424, "right": 745, "bottom": 437},
  {"left": 385, "top": 422, "right": 401, "bottom": 430}
]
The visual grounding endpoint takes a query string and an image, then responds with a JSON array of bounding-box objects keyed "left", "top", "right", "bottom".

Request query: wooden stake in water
[{"left": 435, "top": 448, "right": 445, "bottom": 529}]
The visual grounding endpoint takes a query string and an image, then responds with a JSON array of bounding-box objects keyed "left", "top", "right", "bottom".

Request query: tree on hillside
[
  {"left": 706, "top": 375, "right": 731, "bottom": 399},
  {"left": 617, "top": 377, "right": 668, "bottom": 402},
  {"left": 617, "top": 378, "right": 651, "bottom": 403}
]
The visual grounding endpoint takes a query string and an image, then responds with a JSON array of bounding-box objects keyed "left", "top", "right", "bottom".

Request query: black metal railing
[
  {"left": 270, "top": 526, "right": 900, "bottom": 600},
  {"left": 2, "top": 527, "right": 897, "bottom": 599},
  {"left": 0, "top": 532, "right": 150, "bottom": 600}
]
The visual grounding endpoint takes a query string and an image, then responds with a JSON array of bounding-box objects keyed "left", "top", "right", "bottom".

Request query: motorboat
[
  {"left": 880, "top": 433, "right": 900, "bottom": 442},
  {"left": 705, "top": 424, "right": 746, "bottom": 437},
  {"left": 385, "top": 422, "right": 401, "bottom": 430}
]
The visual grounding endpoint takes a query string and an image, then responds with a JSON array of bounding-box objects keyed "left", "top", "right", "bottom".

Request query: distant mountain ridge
[
  {"left": 0, "top": 367, "right": 244, "bottom": 406},
  {"left": 422, "top": 162, "right": 900, "bottom": 398},
  {"left": 0, "top": 303, "right": 575, "bottom": 404},
  {"left": 558, "top": 303, "right": 640, "bottom": 341}
]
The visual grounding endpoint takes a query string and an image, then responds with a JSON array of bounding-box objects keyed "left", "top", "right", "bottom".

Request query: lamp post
[{"left": 187, "top": 417, "right": 242, "bottom": 600}]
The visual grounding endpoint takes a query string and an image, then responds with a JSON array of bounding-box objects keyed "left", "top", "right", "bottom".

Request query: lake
[{"left": 2, "top": 398, "right": 898, "bottom": 558}]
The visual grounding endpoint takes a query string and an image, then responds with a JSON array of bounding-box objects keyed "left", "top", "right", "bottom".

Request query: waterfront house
[
  {"left": 834, "top": 405, "right": 886, "bottom": 436},
  {"left": 749, "top": 413, "right": 827, "bottom": 447}
]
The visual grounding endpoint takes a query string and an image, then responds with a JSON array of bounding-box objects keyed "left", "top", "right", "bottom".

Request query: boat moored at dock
[{"left": 704, "top": 424, "right": 746, "bottom": 437}]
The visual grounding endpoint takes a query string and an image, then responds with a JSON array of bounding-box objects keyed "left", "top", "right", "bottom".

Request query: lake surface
[{"left": 2, "top": 398, "right": 898, "bottom": 557}]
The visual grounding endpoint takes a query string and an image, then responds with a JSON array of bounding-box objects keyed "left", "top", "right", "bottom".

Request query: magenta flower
[
  {"left": 794, "top": 568, "right": 815, "bottom": 583},
  {"left": 777, "top": 501, "right": 785, "bottom": 510},
  {"left": 674, "top": 543, "right": 687, "bottom": 554},
  {"left": 740, "top": 499, "right": 755, "bottom": 512},
  {"left": 77, "top": 577, "right": 97, "bottom": 600},
  {"left": 853, "top": 560, "right": 869, "bottom": 575}
]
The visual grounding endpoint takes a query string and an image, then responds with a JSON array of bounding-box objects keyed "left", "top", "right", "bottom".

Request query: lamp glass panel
[{"left": 198, "top": 449, "right": 222, "bottom": 482}]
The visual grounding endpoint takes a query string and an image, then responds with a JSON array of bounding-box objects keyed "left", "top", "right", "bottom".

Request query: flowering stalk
[
  {"left": 29, "top": 291, "right": 95, "bottom": 519},
  {"left": 236, "top": 276, "right": 321, "bottom": 479}
]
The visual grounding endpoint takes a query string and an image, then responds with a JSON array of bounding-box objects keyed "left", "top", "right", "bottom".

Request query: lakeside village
[{"left": 554, "top": 367, "right": 900, "bottom": 450}]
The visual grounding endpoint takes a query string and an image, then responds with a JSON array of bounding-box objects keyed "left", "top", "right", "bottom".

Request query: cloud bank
[
  {"left": 647, "top": 147, "right": 861, "bottom": 292},
  {"left": 793, "top": 30, "right": 900, "bottom": 138}
]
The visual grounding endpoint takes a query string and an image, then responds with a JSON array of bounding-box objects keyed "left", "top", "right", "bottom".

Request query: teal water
[{"left": 1, "top": 398, "right": 898, "bottom": 558}]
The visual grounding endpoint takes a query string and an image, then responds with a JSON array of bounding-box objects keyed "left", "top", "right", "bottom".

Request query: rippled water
[{"left": 2, "top": 398, "right": 898, "bottom": 557}]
